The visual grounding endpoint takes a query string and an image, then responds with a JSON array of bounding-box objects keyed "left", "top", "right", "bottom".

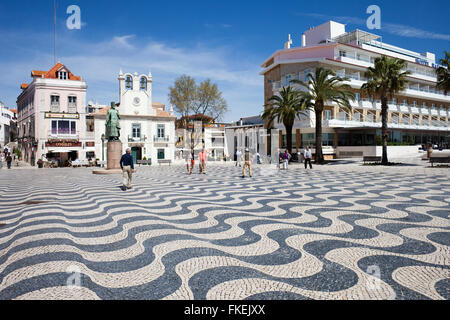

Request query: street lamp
[{"left": 101, "top": 133, "right": 105, "bottom": 168}]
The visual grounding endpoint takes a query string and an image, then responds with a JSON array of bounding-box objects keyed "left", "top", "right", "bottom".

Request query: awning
[{"left": 47, "top": 148, "right": 79, "bottom": 153}]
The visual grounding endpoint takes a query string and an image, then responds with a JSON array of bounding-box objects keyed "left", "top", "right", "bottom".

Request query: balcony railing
[
  {"left": 154, "top": 135, "right": 169, "bottom": 142},
  {"left": 128, "top": 136, "right": 146, "bottom": 142},
  {"left": 50, "top": 104, "right": 60, "bottom": 113},
  {"left": 48, "top": 130, "right": 79, "bottom": 140}
]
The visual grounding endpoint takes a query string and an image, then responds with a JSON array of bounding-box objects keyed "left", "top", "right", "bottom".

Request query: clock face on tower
[{"left": 133, "top": 97, "right": 141, "bottom": 106}]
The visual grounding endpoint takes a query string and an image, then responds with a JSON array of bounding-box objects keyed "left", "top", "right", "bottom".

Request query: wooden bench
[
  {"left": 158, "top": 159, "right": 172, "bottom": 166},
  {"left": 363, "top": 156, "right": 382, "bottom": 164},
  {"left": 429, "top": 156, "right": 450, "bottom": 167},
  {"left": 137, "top": 160, "right": 152, "bottom": 166}
]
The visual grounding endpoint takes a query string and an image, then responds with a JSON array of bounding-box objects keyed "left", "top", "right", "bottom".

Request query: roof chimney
[{"left": 284, "top": 34, "right": 293, "bottom": 49}]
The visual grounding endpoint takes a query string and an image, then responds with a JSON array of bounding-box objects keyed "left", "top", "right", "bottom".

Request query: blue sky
[{"left": 0, "top": 0, "right": 449, "bottom": 122}]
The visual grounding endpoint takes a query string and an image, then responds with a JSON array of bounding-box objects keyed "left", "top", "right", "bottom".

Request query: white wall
[{"left": 336, "top": 145, "right": 422, "bottom": 158}]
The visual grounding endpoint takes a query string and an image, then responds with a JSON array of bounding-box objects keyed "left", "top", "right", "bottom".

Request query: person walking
[
  {"left": 120, "top": 148, "right": 134, "bottom": 191},
  {"left": 282, "top": 149, "right": 291, "bottom": 170},
  {"left": 278, "top": 149, "right": 283, "bottom": 170},
  {"left": 189, "top": 150, "right": 195, "bottom": 175},
  {"left": 6, "top": 153, "right": 13, "bottom": 169},
  {"left": 185, "top": 150, "right": 191, "bottom": 173},
  {"left": 242, "top": 148, "right": 252, "bottom": 178},
  {"left": 198, "top": 148, "right": 207, "bottom": 174},
  {"left": 304, "top": 146, "right": 313, "bottom": 169},
  {"left": 235, "top": 149, "right": 242, "bottom": 167}
]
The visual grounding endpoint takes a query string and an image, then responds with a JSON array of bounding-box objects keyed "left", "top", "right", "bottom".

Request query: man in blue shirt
[{"left": 120, "top": 148, "right": 134, "bottom": 190}]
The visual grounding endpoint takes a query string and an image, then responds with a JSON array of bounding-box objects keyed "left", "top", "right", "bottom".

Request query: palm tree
[
  {"left": 361, "top": 55, "right": 411, "bottom": 165},
  {"left": 292, "top": 67, "right": 354, "bottom": 164},
  {"left": 436, "top": 51, "right": 450, "bottom": 95},
  {"left": 262, "top": 86, "right": 310, "bottom": 153}
]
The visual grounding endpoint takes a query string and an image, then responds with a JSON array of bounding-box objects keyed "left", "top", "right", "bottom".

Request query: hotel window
[
  {"left": 132, "top": 123, "right": 141, "bottom": 139},
  {"left": 285, "top": 74, "right": 292, "bottom": 86},
  {"left": 125, "top": 76, "right": 133, "bottom": 90},
  {"left": 58, "top": 71, "right": 67, "bottom": 80},
  {"left": 303, "top": 69, "right": 311, "bottom": 82},
  {"left": 51, "top": 95, "right": 60, "bottom": 112},
  {"left": 392, "top": 98, "right": 396, "bottom": 105},
  {"left": 402, "top": 99, "right": 407, "bottom": 106},
  {"left": 68, "top": 96, "right": 77, "bottom": 112},
  {"left": 413, "top": 101, "right": 417, "bottom": 107},
  {"left": 51, "top": 120, "right": 76, "bottom": 135},
  {"left": 354, "top": 93, "right": 360, "bottom": 101},
  {"left": 324, "top": 110, "right": 332, "bottom": 120},
  {"left": 422, "top": 102, "right": 427, "bottom": 108},
  {"left": 339, "top": 50, "right": 346, "bottom": 57},
  {"left": 431, "top": 104, "right": 436, "bottom": 109},
  {"left": 140, "top": 77, "right": 147, "bottom": 91},
  {"left": 157, "top": 124, "right": 165, "bottom": 138}
]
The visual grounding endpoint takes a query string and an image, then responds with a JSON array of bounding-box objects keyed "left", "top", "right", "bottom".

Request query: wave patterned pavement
[{"left": 0, "top": 163, "right": 449, "bottom": 300}]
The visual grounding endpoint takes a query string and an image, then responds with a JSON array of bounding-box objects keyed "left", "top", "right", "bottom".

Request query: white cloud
[
  {"left": 0, "top": 31, "right": 263, "bottom": 122},
  {"left": 296, "top": 12, "right": 450, "bottom": 41}
]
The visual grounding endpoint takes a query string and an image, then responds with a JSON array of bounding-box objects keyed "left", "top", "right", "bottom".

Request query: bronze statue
[{"left": 105, "top": 102, "right": 121, "bottom": 141}]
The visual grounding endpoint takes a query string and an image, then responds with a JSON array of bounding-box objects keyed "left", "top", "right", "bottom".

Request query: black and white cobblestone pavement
[{"left": 0, "top": 162, "right": 449, "bottom": 300}]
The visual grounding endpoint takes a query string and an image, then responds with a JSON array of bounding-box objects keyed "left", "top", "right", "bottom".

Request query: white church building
[{"left": 93, "top": 70, "right": 176, "bottom": 164}]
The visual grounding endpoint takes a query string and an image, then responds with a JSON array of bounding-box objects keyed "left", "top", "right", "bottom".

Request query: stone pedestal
[
  {"left": 93, "top": 141, "right": 123, "bottom": 175},
  {"left": 107, "top": 141, "right": 122, "bottom": 170}
]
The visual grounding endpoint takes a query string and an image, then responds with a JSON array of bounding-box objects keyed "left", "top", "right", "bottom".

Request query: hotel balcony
[
  {"left": 154, "top": 135, "right": 169, "bottom": 143},
  {"left": 48, "top": 130, "right": 79, "bottom": 140},
  {"left": 50, "top": 103, "right": 60, "bottom": 113},
  {"left": 388, "top": 103, "right": 398, "bottom": 112},
  {"left": 85, "top": 131, "right": 95, "bottom": 139},
  {"left": 128, "top": 136, "right": 146, "bottom": 142},
  {"left": 68, "top": 104, "right": 77, "bottom": 114}
]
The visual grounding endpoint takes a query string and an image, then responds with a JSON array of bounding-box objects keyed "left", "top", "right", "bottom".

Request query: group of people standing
[
  {"left": 185, "top": 148, "right": 208, "bottom": 175},
  {"left": 278, "top": 146, "right": 313, "bottom": 170}
]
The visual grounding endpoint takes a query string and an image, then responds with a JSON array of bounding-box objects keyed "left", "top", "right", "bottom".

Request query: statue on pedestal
[{"left": 105, "top": 102, "right": 121, "bottom": 141}]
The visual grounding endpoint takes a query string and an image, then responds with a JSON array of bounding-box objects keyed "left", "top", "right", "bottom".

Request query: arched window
[
  {"left": 125, "top": 76, "right": 133, "bottom": 90},
  {"left": 140, "top": 77, "right": 147, "bottom": 91}
]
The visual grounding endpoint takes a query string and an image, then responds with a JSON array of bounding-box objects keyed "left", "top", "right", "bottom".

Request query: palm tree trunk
[
  {"left": 381, "top": 98, "right": 389, "bottom": 165},
  {"left": 315, "top": 109, "right": 324, "bottom": 163},
  {"left": 285, "top": 123, "right": 293, "bottom": 153}
]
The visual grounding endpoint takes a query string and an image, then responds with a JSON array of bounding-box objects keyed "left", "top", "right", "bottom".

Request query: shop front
[{"left": 45, "top": 140, "right": 81, "bottom": 167}]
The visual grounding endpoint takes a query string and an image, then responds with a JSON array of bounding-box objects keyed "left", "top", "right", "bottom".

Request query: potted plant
[{"left": 37, "top": 158, "right": 43, "bottom": 168}]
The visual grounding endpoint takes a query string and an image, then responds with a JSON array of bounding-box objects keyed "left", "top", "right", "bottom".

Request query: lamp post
[{"left": 101, "top": 133, "right": 105, "bottom": 168}]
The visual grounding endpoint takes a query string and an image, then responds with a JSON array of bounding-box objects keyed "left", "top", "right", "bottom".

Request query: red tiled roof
[
  {"left": 31, "top": 62, "right": 82, "bottom": 81},
  {"left": 21, "top": 83, "right": 29, "bottom": 90},
  {"left": 10, "top": 109, "right": 17, "bottom": 114}
]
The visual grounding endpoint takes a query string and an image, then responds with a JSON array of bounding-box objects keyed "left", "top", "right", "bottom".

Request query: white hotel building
[{"left": 261, "top": 21, "right": 450, "bottom": 158}]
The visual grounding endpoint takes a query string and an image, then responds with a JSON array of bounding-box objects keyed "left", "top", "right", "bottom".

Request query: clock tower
[{"left": 118, "top": 70, "right": 155, "bottom": 116}]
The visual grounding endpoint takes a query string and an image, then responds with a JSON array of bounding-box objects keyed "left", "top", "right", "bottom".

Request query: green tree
[
  {"left": 168, "top": 75, "right": 197, "bottom": 129},
  {"left": 262, "top": 86, "right": 310, "bottom": 153},
  {"left": 361, "top": 55, "right": 411, "bottom": 165},
  {"left": 193, "top": 79, "right": 228, "bottom": 122},
  {"left": 292, "top": 67, "right": 354, "bottom": 164},
  {"left": 168, "top": 76, "right": 228, "bottom": 153},
  {"left": 436, "top": 51, "right": 450, "bottom": 95}
]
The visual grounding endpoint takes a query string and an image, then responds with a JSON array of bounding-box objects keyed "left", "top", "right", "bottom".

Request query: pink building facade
[{"left": 17, "top": 62, "right": 88, "bottom": 166}]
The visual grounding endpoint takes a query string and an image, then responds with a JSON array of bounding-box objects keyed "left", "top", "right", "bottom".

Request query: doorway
[{"left": 131, "top": 147, "right": 142, "bottom": 164}]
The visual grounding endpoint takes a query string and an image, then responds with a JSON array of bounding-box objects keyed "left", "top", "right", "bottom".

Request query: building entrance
[{"left": 131, "top": 147, "right": 142, "bottom": 164}]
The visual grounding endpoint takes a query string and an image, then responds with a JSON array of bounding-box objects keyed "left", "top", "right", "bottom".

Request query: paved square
[{"left": 0, "top": 163, "right": 449, "bottom": 300}]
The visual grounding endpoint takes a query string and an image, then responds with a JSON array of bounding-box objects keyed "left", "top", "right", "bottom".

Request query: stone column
[{"left": 107, "top": 141, "right": 123, "bottom": 170}]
